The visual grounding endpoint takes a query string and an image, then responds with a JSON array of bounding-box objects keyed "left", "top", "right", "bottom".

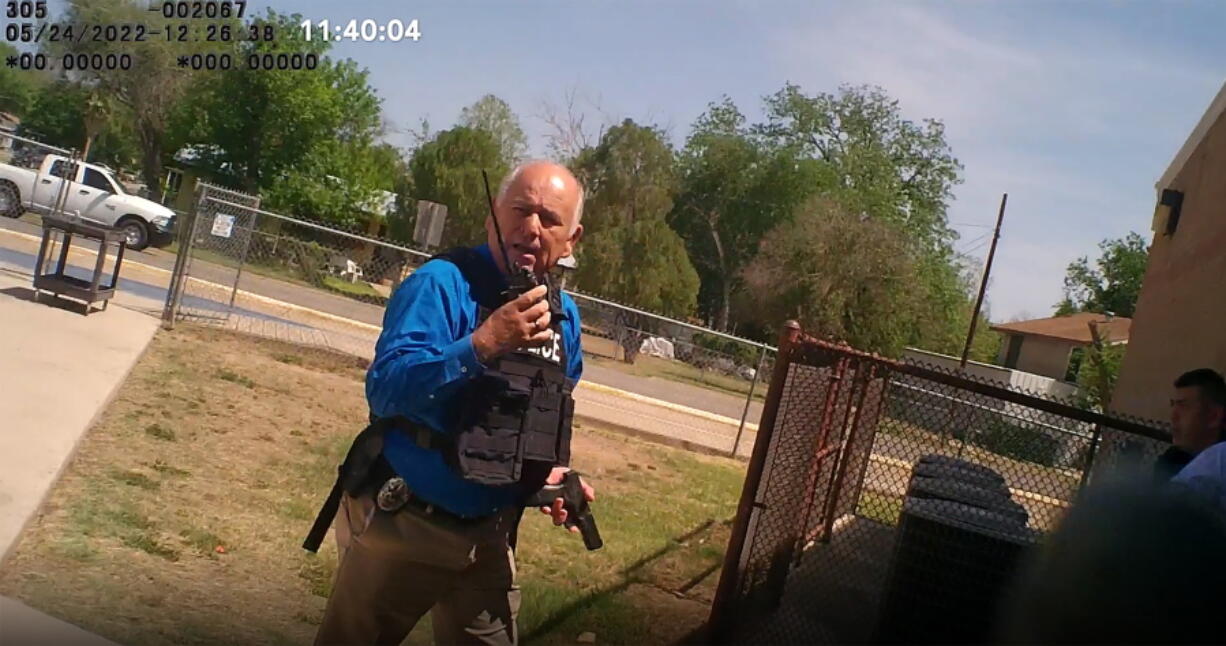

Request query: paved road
[
  {"left": 0, "top": 220, "right": 762, "bottom": 426},
  {"left": 582, "top": 360, "right": 765, "bottom": 425},
  {"left": 0, "top": 215, "right": 387, "bottom": 326}
]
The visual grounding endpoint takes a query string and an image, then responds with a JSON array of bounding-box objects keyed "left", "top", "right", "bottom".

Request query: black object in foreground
[{"left": 525, "top": 471, "right": 603, "bottom": 550}]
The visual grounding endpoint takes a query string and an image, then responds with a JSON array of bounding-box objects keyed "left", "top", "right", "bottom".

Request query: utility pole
[{"left": 960, "top": 193, "right": 1008, "bottom": 370}]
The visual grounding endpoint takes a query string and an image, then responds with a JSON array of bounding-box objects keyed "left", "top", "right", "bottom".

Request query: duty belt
[{"left": 302, "top": 417, "right": 473, "bottom": 553}]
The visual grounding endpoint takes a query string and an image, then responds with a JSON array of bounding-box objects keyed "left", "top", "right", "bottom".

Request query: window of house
[{"left": 1003, "top": 334, "right": 1023, "bottom": 369}]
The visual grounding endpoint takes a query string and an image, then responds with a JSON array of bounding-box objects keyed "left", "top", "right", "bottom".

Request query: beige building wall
[
  {"left": 1112, "top": 110, "right": 1226, "bottom": 424},
  {"left": 1010, "top": 336, "right": 1079, "bottom": 381}
]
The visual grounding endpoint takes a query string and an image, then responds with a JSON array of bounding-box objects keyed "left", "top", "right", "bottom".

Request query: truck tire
[
  {"left": 0, "top": 182, "right": 21, "bottom": 218},
  {"left": 117, "top": 216, "right": 150, "bottom": 251}
]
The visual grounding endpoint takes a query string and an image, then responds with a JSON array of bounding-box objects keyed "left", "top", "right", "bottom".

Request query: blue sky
[{"left": 48, "top": 0, "right": 1226, "bottom": 321}]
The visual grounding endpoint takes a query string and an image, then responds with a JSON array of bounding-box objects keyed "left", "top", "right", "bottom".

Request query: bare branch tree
[{"left": 535, "top": 85, "right": 612, "bottom": 162}]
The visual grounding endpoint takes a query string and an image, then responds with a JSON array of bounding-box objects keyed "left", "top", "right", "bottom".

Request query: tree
[
  {"left": 173, "top": 11, "right": 380, "bottom": 190},
  {"left": 536, "top": 85, "right": 611, "bottom": 165},
  {"left": 459, "top": 94, "right": 528, "bottom": 166},
  {"left": 81, "top": 89, "right": 116, "bottom": 161},
  {"left": 756, "top": 83, "right": 963, "bottom": 256},
  {"left": 18, "top": 81, "right": 138, "bottom": 170},
  {"left": 265, "top": 141, "right": 403, "bottom": 229},
  {"left": 406, "top": 126, "right": 507, "bottom": 247},
  {"left": 569, "top": 119, "right": 700, "bottom": 321},
  {"left": 0, "top": 43, "right": 40, "bottom": 116},
  {"left": 574, "top": 218, "right": 700, "bottom": 318},
  {"left": 49, "top": 0, "right": 222, "bottom": 200},
  {"left": 1074, "top": 320, "right": 1127, "bottom": 412},
  {"left": 1054, "top": 232, "right": 1149, "bottom": 318},
  {"left": 669, "top": 96, "right": 823, "bottom": 331},
  {"left": 740, "top": 197, "right": 930, "bottom": 356}
]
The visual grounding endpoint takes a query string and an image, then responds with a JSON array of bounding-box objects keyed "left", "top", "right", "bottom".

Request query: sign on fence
[
  {"left": 211, "top": 214, "right": 235, "bottom": 238},
  {"left": 414, "top": 200, "right": 447, "bottom": 249}
]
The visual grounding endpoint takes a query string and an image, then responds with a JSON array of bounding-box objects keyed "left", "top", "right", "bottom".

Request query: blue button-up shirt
[{"left": 366, "top": 244, "right": 584, "bottom": 517}]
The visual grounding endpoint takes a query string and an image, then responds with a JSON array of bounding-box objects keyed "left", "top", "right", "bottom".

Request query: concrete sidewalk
[
  {"left": 0, "top": 269, "right": 150, "bottom": 645},
  {"left": 0, "top": 596, "right": 119, "bottom": 645}
]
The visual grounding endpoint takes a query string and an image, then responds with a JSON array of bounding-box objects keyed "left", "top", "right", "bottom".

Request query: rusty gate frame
[{"left": 706, "top": 321, "right": 1172, "bottom": 643}]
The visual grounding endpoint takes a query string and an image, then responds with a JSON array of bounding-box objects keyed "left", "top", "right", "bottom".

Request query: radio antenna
[{"left": 482, "top": 169, "right": 516, "bottom": 275}]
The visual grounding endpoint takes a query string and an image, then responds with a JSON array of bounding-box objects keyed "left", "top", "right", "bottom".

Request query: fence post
[
  {"left": 161, "top": 204, "right": 198, "bottom": 329},
  {"left": 1078, "top": 423, "right": 1104, "bottom": 491},
  {"left": 707, "top": 320, "right": 802, "bottom": 644},
  {"left": 227, "top": 205, "right": 257, "bottom": 313},
  {"left": 731, "top": 344, "right": 769, "bottom": 457}
]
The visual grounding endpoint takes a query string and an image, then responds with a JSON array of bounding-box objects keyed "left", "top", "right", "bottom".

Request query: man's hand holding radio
[{"left": 471, "top": 284, "right": 552, "bottom": 363}]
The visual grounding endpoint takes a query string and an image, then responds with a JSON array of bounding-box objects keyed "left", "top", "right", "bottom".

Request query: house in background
[
  {"left": 1112, "top": 81, "right": 1226, "bottom": 423},
  {"left": 989, "top": 312, "right": 1131, "bottom": 383}
]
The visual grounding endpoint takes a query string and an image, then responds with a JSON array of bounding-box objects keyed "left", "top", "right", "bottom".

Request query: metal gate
[
  {"left": 162, "top": 183, "right": 262, "bottom": 325},
  {"left": 707, "top": 323, "right": 1172, "bottom": 644}
]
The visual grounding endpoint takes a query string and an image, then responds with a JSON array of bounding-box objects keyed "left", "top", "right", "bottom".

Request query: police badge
[{"left": 376, "top": 476, "right": 410, "bottom": 512}]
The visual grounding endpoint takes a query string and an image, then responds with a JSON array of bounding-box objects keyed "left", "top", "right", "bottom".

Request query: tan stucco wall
[
  {"left": 1011, "top": 336, "right": 1079, "bottom": 381},
  {"left": 1112, "top": 110, "right": 1226, "bottom": 424}
]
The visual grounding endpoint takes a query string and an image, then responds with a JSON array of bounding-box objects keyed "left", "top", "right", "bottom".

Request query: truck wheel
[
  {"left": 0, "top": 182, "right": 21, "bottom": 218},
  {"left": 117, "top": 216, "right": 150, "bottom": 250}
]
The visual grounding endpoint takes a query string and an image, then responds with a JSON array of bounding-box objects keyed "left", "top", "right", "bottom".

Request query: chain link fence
[
  {"left": 161, "top": 190, "right": 776, "bottom": 445},
  {"left": 707, "top": 327, "right": 1173, "bottom": 645}
]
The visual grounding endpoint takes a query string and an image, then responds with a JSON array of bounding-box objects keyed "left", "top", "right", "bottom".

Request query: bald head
[{"left": 487, "top": 160, "right": 585, "bottom": 277}]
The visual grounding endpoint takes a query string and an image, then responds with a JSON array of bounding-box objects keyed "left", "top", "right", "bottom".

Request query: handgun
[{"left": 525, "top": 470, "right": 603, "bottom": 551}]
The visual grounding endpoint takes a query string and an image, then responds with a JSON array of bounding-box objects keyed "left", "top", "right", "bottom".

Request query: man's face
[
  {"left": 487, "top": 163, "right": 583, "bottom": 278},
  {"left": 1170, "top": 386, "right": 1224, "bottom": 452}
]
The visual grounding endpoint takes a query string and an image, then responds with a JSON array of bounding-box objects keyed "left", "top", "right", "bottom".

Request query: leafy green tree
[
  {"left": 406, "top": 126, "right": 507, "bottom": 247},
  {"left": 0, "top": 43, "right": 39, "bottom": 116},
  {"left": 669, "top": 96, "right": 824, "bottom": 331},
  {"left": 570, "top": 119, "right": 700, "bottom": 319},
  {"left": 173, "top": 11, "right": 380, "bottom": 189},
  {"left": 1054, "top": 232, "right": 1149, "bottom": 318},
  {"left": 574, "top": 218, "right": 699, "bottom": 318},
  {"left": 755, "top": 83, "right": 963, "bottom": 255},
  {"left": 265, "top": 141, "right": 403, "bottom": 229},
  {"left": 1073, "top": 321, "right": 1127, "bottom": 412},
  {"left": 459, "top": 94, "right": 528, "bottom": 166},
  {"left": 739, "top": 197, "right": 929, "bottom": 356},
  {"left": 18, "top": 81, "right": 138, "bottom": 170},
  {"left": 48, "top": 0, "right": 223, "bottom": 199},
  {"left": 167, "top": 10, "right": 389, "bottom": 224}
]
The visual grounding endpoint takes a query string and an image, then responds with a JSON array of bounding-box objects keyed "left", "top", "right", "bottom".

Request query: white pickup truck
[{"left": 0, "top": 153, "right": 176, "bottom": 250}]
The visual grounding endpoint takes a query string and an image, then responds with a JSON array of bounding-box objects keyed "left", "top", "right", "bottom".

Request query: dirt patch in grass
[{"left": 0, "top": 324, "right": 740, "bottom": 646}]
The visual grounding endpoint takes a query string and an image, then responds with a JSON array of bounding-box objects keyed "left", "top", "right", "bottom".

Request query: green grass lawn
[
  {"left": 319, "top": 275, "right": 386, "bottom": 304},
  {"left": 0, "top": 324, "right": 742, "bottom": 646}
]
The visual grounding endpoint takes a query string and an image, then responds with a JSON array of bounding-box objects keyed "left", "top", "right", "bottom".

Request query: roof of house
[
  {"left": 989, "top": 312, "right": 1131, "bottom": 344},
  {"left": 1156, "top": 80, "right": 1226, "bottom": 195}
]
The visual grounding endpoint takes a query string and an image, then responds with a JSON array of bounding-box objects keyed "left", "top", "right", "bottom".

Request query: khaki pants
[{"left": 314, "top": 493, "right": 523, "bottom": 646}]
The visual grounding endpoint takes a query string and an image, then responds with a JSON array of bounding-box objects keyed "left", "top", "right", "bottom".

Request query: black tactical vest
[{"left": 431, "top": 247, "right": 576, "bottom": 491}]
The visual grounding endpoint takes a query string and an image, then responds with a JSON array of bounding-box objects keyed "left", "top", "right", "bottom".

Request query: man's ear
[
  {"left": 1211, "top": 404, "right": 1226, "bottom": 432},
  {"left": 566, "top": 223, "right": 584, "bottom": 255}
]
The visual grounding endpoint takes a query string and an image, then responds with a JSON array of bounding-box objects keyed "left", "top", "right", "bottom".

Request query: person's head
[
  {"left": 1170, "top": 368, "right": 1226, "bottom": 454},
  {"left": 486, "top": 160, "right": 584, "bottom": 279}
]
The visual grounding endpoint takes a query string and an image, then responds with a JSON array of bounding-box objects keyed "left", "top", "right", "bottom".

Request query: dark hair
[{"left": 1174, "top": 368, "right": 1226, "bottom": 408}]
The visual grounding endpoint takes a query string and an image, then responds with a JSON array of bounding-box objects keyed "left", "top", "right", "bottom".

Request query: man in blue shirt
[{"left": 314, "top": 161, "right": 592, "bottom": 646}]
